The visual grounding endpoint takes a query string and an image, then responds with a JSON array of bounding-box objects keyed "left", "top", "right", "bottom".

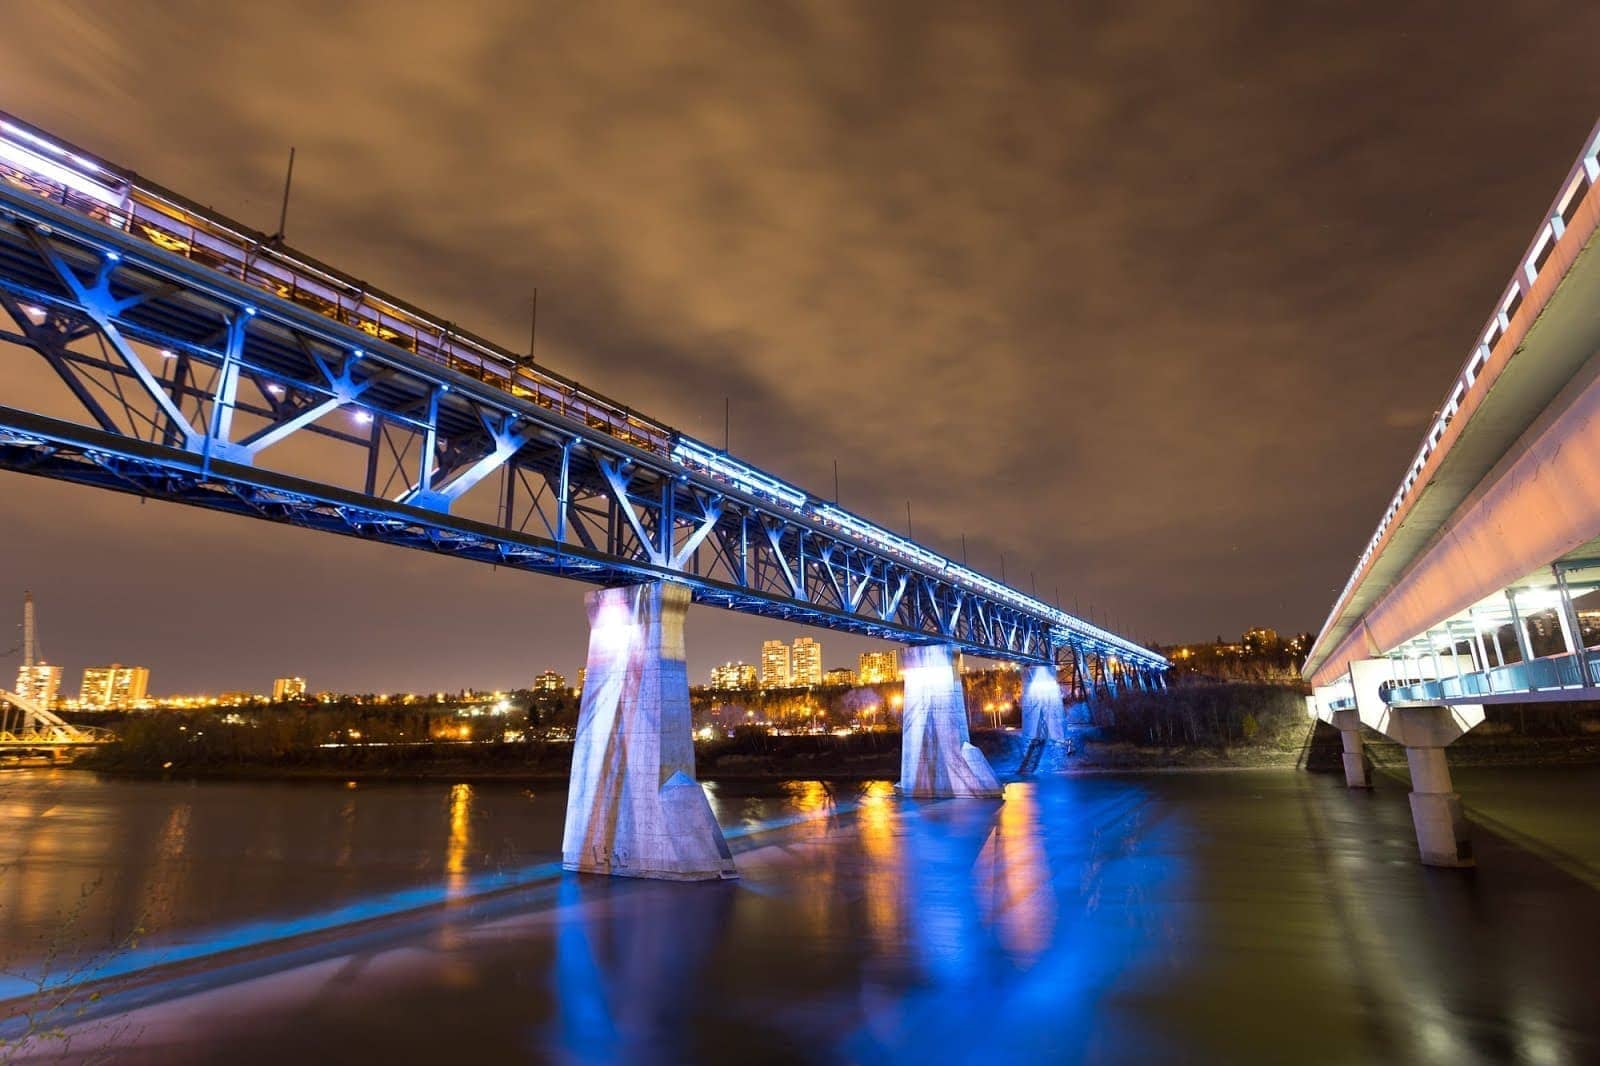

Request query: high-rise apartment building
[
  {"left": 272, "top": 676, "right": 308, "bottom": 701},
  {"left": 857, "top": 650, "right": 901, "bottom": 684},
  {"left": 709, "top": 662, "right": 758, "bottom": 691},
  {"left": 791, "top": 637, "right": 822, "bottom": 687},
  {"left": 78, "top": 665, "right": 150, "bottom": 710},
  {"left": 760, "top": 640, "right": 791, "bottom": 689},
  {"left": 532, "top": 670, "right": 567, "bottom": 694},
  {"left": 13, "top": 663, "right": 62, "bottom": 708},
  {"left": 823, "top": 667, "right": 855, "bottom": 687}
]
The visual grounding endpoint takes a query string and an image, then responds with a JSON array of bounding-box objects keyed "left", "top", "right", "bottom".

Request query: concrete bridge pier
[
  {"left": 562, "top": 581, "right": 736, "bottom": 881},
  {"left": 898, "top": 644, "right": 1004, "bottom": 798},
  {"left": 1389, "top": 705, "right": 1475, "bottom": 868},
  {"left": 1020, "top": 665, "right": 1069, "bottom": 744},
  {"left": 1330, "top": 708, "right": 1370, "bottom": 789}
]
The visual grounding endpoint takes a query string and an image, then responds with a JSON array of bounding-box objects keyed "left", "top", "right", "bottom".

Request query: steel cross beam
[{"left": 0, "top": 180, "right": 1165, "bottom": 668}]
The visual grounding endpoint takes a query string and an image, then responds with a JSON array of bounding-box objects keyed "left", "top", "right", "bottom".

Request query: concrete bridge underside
[{"left": 1306, "top": 117, "right": 1600, "bottom": 868}]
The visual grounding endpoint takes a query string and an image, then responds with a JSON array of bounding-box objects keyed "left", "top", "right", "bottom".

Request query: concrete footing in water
[
  {"left": 562, "top": 581, "right": 736, "bottom": 881},
  {"left": 898, "top": 644, "right": 1003, "bottom": 798},
  {"left": 1388, "top": 705, "right": 1474, "bottom": 868},
  {"left": 1330, "top": 708, "right": 1370, "bottom": 789},
  {"left": 1021, "top": 664, "right": 1070, "bottom": 745}
]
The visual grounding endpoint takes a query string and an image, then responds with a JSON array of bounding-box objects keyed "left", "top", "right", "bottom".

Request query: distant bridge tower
[
  {"left": 22, "top": 589, "right": 34, "bottom": 670},
  {"left": 2, "top": 590, "right": 99, "bottom": 746}
]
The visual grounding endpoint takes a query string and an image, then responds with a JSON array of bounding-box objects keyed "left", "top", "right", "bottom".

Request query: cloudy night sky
[{"left": 3, "top": 2, "right": 1600, "bottom": 693}]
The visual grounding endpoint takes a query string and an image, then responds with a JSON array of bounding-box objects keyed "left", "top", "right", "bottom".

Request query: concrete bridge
[
  {"left": 1306, "top": 116, "right": 1600, "bottom": 867},
  {"left": 0, "top": 111, "right": 1166, "bottom": 880}
]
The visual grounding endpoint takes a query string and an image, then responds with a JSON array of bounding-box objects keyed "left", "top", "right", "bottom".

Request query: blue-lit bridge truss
[{"left": 0, "top": 156, "right": 1163, "bottom": 676}]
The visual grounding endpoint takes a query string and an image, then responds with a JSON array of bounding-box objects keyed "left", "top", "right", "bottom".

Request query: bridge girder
[{"left": 0, "top": 185, "right": 1174, "bottom": 666}]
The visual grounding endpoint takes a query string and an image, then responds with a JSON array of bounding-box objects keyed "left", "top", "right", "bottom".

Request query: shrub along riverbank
[
  {"left": 1071, "top": 682, "right": 1600, "bottom": 770},
  {"left": 1072, "top": 682, "right": 1314, "bottom": 770},
  {"left": 79, "top": 686, "right": 1316, "bottom": 780},
  {"left": 78, "top": 710, "right": 912, "bottom": 781},
  {"left": 70, "top": 683, "right": 1600, "bottom": 782}
]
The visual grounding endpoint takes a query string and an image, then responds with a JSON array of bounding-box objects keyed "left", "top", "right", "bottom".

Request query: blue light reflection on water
[
  {"left": 2, "top": 773, "right": 1196, "bottom": 1062},
  {"left": 547, "top": 869, "right": 738, "bottom": 1064},
  {"left": 838, "top": 779, "right": 1187, "bottom": 1063},
  {"left": 537, "top": 776, "right": 1186, "bottom": 1064},
  {"left": 0, "top": 860, "right": 557, "bottom": 1002}
]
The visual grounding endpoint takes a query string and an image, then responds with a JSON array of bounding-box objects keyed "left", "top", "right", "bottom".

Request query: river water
[{"left": 1, "top": 764, "right": 1598, "bottom": 1064}]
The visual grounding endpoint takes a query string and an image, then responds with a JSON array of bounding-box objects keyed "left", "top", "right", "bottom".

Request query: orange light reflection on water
[
  {"left": 857, "top": 780, "right": 902, "bottom": 949},
  {"left": 446, "top": 783, "right": 472, "bottom": 895}
]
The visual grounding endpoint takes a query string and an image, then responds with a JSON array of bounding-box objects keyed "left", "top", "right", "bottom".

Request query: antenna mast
[{"left": 273, "top": 147, "right": 296, "bottom": 241}]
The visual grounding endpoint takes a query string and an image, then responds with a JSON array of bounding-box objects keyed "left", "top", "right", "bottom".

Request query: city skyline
[{"left": 0, "top": 580, "right": 1307, "bottom": 697}]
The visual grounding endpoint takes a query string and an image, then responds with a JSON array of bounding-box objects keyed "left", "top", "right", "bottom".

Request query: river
[{"left": 1, "top": 765, "right": 1598, "bottom": 1063}]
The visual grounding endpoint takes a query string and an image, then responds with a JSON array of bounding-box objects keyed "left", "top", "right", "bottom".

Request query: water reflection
[
  {"left": 781, "top": 778, "right": 833, "bottom": 815},
  {"left": 7, "top": 769, "right": 1600, "bottom": 1064},
  {"left": 138, "top": 799, "right": 191, "bottom": 932},
  {"left": 844, "top": 780, "right": 1187, "bottom": 1063},
  {"left": 986, "top": 783, "right": 1054, "bottom": 961},
  {"left": 446, "top": 783, "right": 472, "bottom": 895},
  {"left": 548, "top": 875, "right": 735, "bottom": 1064},
  {"left": 856, "top": 781, "right": 901, "bottom": 951},
  {"left": 900, "top": 798, "right": 1005, "bottom": 983}
]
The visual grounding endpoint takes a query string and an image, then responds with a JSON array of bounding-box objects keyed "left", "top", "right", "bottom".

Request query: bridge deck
[{"left": 1306, "top": 119, "right": 1600, "bottom": 690}]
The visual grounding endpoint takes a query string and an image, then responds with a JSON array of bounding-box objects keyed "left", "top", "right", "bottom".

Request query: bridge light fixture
[
  {"left": 351, "top": 348, "right": 364, "bottom": 359},
  {"left": 103, "top": 250, "right": 119, "bottom": 262},
  {"left": 243, "top": 305, "right": 257, "bottom": 316},
  {"left": 0, "top": 131, "right": 120, "bottom": 206},
  {"left": 353, "top": 409, "right": 373, "bottom": 426}
]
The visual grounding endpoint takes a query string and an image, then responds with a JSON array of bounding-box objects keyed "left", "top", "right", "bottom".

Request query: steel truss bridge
[
  {"left": 0, "top": 110, "right": 1164, "bottom": 680},
  {"left": 0, "top": 690, "right": 107, "bottom": 747}
]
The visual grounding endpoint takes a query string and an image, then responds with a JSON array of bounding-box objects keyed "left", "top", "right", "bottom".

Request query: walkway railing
[{"left": 1385, "top": 650, "right": 1598, "bottom": 704}]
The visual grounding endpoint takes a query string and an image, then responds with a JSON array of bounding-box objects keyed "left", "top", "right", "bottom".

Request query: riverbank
[
  {"left": 45, "top": 733, "right": 1600, "bottom": 785},
  {"left": 70, "top": 728, "right": 1295, "bottom": 784},
  {"left": 74, "top": 731, "right": 907, "bottom": 784},
  {"left": 55, "top": 682, "right": 1600, "bottom": 784}
]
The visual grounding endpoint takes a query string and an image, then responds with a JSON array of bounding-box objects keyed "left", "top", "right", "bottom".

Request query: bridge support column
[
  {"left": 562, "top": 581, "right": 735, "bottom": 881},
  {"left": 1021, "top": 665, "right": 1069, "bottom": 744},
  {"left": 1330, "top": 708, "right": 1370, "bottom": 789},
  {"left": 1390, "top": 706, "right": 1473, "bottom": 868},
  {"left": 898, "top": 644, "right": 1003, "bottom": 798}
]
